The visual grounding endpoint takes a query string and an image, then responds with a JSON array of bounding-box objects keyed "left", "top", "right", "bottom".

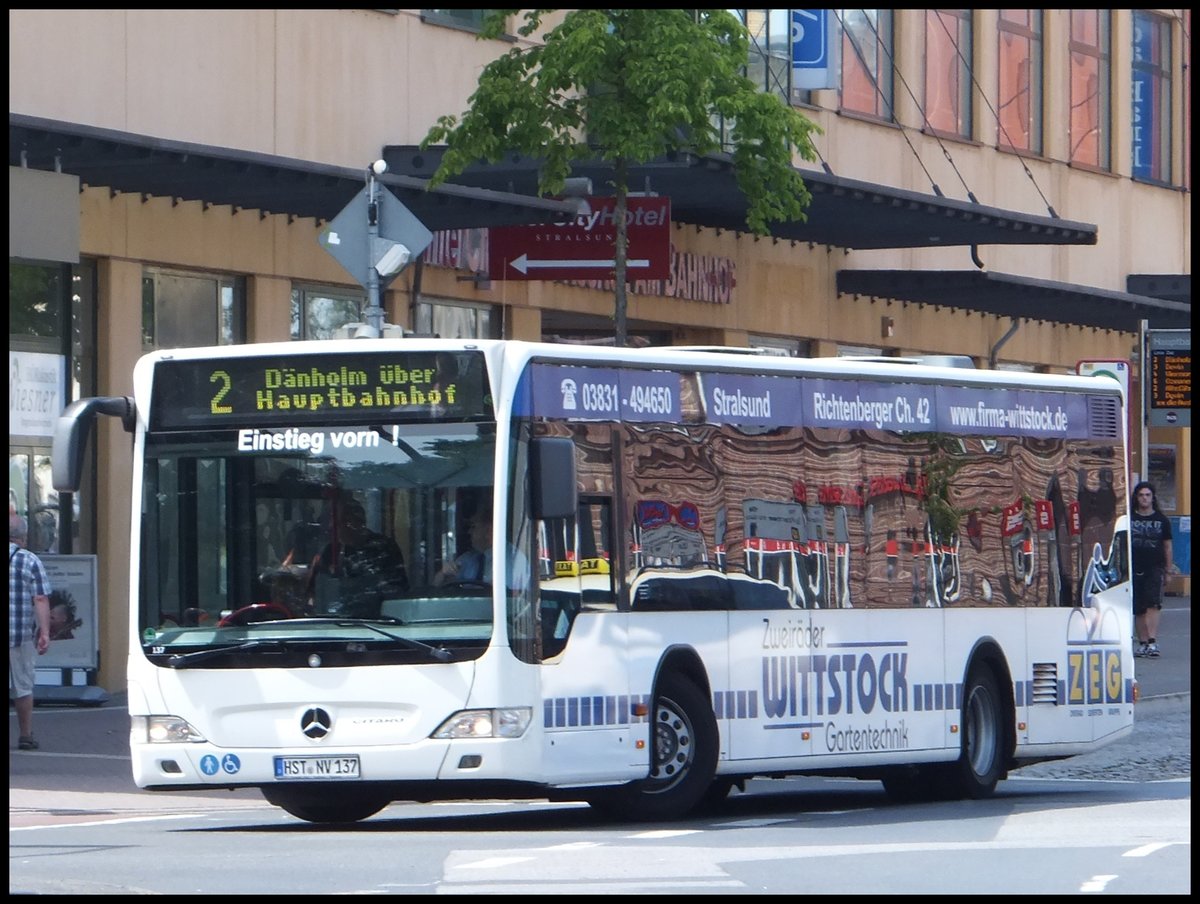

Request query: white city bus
[{"left": 53, "top": 339, "right": 1135, "bottom": 823}]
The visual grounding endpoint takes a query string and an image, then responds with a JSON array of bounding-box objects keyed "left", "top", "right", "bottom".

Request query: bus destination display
[{"left": 150, "top": 351, "right": 491, "bottom": 429}]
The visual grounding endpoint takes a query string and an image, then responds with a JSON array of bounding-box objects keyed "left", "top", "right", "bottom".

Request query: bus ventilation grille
[
  {"left": 1086, "top": 396, "right": 1121, "bottom": 439},
  {"left": 1030, "top": 662, "right": 1060, "bottom": 704}
]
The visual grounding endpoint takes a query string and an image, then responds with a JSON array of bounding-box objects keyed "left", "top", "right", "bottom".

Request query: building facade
[{"left": 8, "top": 9, "right": 1191, "bottom": 692}]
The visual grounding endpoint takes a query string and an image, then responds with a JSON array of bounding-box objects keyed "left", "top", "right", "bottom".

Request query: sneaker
[
  {"left": 1146, "top": 643, "right": 1161, "bottom": 658},
  {"left": 1134, "top": 642, "right": 1150, "bottom": 658},
  {"left": 18, "top": 735, "right": 38, "bottom": 751}
]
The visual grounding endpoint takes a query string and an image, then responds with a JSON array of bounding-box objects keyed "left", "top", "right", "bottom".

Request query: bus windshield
[{"left": 139, "top": 421, "right": 504, "bottom": 665}]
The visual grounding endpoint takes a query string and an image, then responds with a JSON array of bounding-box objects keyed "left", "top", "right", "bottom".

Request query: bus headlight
[
  {"left": 131, "top": 715, "right": 207, "bottom": 744},
  {"left": 432, "top": 707, "right": 532, "bottom": 739}
]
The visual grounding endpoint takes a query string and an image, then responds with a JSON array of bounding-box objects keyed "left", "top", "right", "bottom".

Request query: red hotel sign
[{"left": 488, "top": 196, "right": 671, "bottom": 281}]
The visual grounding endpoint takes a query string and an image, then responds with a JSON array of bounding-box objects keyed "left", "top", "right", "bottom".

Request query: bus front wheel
[
  {"left": 588, "top": 672, "right": 718, "bottom": 821},
  {"left": 261, "top": 785, "right": 390, "bottom": 824}
]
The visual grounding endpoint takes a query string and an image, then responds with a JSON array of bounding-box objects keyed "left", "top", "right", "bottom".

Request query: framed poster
[
  {"left": 1147, "top": 444, "right": 1177, "bottom": 513},
  {"left": 37, "top": 554, "right": 99, "bottom": 670}
]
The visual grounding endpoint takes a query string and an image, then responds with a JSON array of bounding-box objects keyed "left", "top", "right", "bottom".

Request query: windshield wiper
[
  {"left": 284, "top": 617, "right": 453, "bottom": 662},
  {"left": 166, "top": 639, "right": 284, "bottom": 669}
]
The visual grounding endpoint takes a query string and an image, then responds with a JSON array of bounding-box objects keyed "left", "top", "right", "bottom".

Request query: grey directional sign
[{"left": 318, "top": 185, "right": 433, "bottom": 290}]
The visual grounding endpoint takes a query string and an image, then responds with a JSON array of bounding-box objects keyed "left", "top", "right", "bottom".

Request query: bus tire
[
  {"left": 261, "top": 785, "right": 389, "bottom": 824},
  {"left": 588, "top": 672, "right": 718, "bottom": 821},
  {"left": 942, "top": 664, "right": 1005, "bottom": 799}
]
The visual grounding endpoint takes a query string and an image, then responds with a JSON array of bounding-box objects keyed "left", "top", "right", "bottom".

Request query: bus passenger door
[{"left": 537, "top": 499, "right": 641, "bottom": 784}]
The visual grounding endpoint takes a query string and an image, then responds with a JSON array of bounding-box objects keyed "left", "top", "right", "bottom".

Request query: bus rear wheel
[
  {"left": 261, "top": 785, "right": 390, "bottom": 824},
  {"left": 941, "top": 664, "right": 1005, "bottom": 799},
  {"left": 588, "top": 672, "right": 718, "bottom": 821},
  {"left": 883, "top": 665, "right": 1006, "bottom": 802}
]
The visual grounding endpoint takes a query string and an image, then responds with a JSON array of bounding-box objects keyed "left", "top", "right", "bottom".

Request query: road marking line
[
  {"left": 1079, "top": 874, "right": 1117, "bottom": 892},
  {"left": 458, "top": 856, "right": 537, "bottom": 870},
  {"left": 1123, "top": 842, "right": 1174, "bottom": 857},
  {"left": 629, "top": 829, "right": 701, "bottom": 839}
]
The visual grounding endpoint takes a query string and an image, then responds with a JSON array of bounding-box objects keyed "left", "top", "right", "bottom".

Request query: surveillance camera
[{"left": 372, "top": 159, "right": 388, "bottom": 176}]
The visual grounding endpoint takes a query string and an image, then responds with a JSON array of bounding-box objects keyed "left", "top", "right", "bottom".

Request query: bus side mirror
[
  {"left": 530, "top": 437, "right": 577, "bottom": 520},
  {"left": 52, "top": 396, "right": 135, "bottom": 492}
]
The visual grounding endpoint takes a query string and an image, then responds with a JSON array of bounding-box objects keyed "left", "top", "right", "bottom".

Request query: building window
[
  {"left": 924, "top": 9, "right": 973, "bottom": 138},
  {"left": 142, "top": 269, "right": 244, "bottom": 351},
  {"left": 290, "top": 285, "right": 367, "bottom": 340},
  {"left": 9, "top": 260, "right": 66, "bottom": 341},
  {"left": 1184, "top": 11, "right": 1192, "bottom": 190},
  {"left": 1131, "top": 10, "right": 1172, "bottom": 184},
  {"left": 997, "top": 10, "right": 1042, "bottom": 153},
  {"left": 420, "top": 9, "right": 489, "bottom": 32},
  {"left": 743, "top": 9, "right": 792, "bottom": 107},
  {"left": 414, "top": 298, "right": 497, "bottom": 340},
  {"left": 717, "top": 10, "right": 797, "bottom": 149},
  {"left": 838, "top": 9, "right": 894, "bottom": 120},
  {"left": 1068, "top": 10, "right": 1111, "bottom": 170}
]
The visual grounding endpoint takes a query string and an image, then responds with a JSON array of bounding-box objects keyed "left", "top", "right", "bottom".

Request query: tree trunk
[{"left": 613, "top": 157, "right": 629, "bottom": 348}]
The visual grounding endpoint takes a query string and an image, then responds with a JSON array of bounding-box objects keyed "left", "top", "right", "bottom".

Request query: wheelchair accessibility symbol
[{"left": 199, "top": 753, "right": 242, "bottom": 775}]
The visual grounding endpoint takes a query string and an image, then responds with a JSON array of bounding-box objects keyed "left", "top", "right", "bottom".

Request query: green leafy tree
[{"left": 421, "top": 9, "right": 820, "bottom": 346}]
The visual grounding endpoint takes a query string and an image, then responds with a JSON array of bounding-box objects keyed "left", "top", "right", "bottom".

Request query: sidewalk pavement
[{"left": 1134, "top": 593, "right": 1190, "bottom": 707}]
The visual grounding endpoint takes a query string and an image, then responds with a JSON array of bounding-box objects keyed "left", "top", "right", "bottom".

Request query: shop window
[
  {"left": 142, "top": 269, "right": 244, "bottom": 350},
  {"left": 9, "top": 450, "right": 59, "bottom": 554},
  {"left": 1068, "top": 10, "right": 1111, "bottom": 170},
  {"left": 1131, "top": 10, "right": 1172, "bottom": 184},
  {"left": 839, "top": 9, "right": 894, "bottom": 121},
  {"left": 749, "top": 335, "right": 813, "bottom": 358},
  {"left": 924, "top": 9, "right": 973, "bottom": 139},
  {"left": 291, "top": 285, "right": 367, "bottom": 340},
  {"left": 997, "top": 10, "right": 1042, "bottom": 154},
  {"left": 415, "top": 298, "right": 497, "bottom": 339}
]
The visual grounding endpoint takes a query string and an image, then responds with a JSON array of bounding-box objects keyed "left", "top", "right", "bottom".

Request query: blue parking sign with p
[{"left": 792, "top": 9, "right": 837, "bottom": 89}]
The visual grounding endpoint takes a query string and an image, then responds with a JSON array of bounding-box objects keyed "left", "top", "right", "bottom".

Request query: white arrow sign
[{"left": 509, "top": 254, "right": 651, "bottom": 274}]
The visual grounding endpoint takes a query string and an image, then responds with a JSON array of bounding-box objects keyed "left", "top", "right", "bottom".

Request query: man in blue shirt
[
  {"left": 9, "top": 515, "right": 51, "bottom": 750},
  {"left": 434, "top": 507, "right": 529, "bottom": 590}
]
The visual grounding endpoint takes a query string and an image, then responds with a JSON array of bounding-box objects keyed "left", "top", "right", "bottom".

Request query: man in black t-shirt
[{"left": 1129, "top": 481, "right": 1176, "bottom": 658}]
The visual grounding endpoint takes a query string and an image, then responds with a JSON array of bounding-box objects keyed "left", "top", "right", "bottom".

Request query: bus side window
[
  {"left": 538, "top": 498, "right": 613, "bottom": 659},
  {"left": 577, "top": 497, "right": 614, "bottom": 610}
]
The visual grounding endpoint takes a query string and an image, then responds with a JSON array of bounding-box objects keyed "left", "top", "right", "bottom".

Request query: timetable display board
[{"left": 1146, "top": 330, "right": 1191, "bottom": 427}]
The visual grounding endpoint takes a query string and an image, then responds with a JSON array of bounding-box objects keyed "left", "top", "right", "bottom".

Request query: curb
[{"left": 1136, "top": 692, "right": 1190, "bottom": 715}]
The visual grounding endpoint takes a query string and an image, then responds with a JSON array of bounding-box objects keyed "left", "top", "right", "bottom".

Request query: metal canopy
[
  {"left": 9, "top": 114, "right": 577, "bottom": 231},
  {"left": 1127, "top": 273, "right": 1191, "bottom": 306},
  {"left": 837, "top": 269, "right": 1192, "bottom": 332},
  {"left": 383, "top": 145, "right": 1098, "bottom": 250}
]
